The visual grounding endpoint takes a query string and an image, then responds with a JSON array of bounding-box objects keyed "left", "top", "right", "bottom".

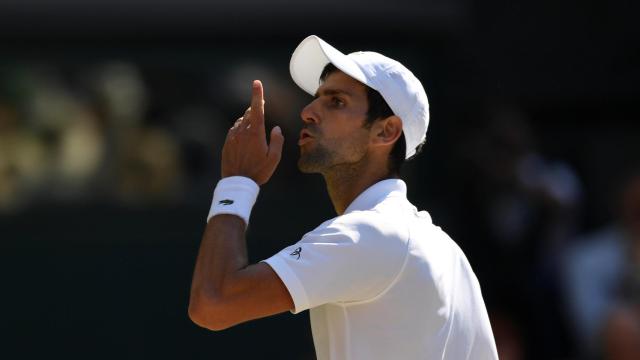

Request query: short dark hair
[{"left": 320, "top": 63, "right": 406, "bottom": 176}]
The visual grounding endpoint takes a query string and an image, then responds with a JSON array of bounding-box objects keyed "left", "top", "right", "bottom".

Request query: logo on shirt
[
  {"left": 218, "top": 199, "right": 234, "bottom": 205},
  {"left": 290, "top": 247, "right": 302, "bottom": 260}
]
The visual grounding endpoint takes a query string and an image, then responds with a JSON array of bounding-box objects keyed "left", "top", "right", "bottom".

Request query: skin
[
  {"left": 299, "top": 71, "right": 403, "bottom": 214},
  {"left": 188, "top": 71, "right": 402, "bottom": 330}
]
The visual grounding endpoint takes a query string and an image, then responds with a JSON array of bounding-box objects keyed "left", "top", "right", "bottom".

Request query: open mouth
[{"left": 298, "top": 129, "right": 314, "bottom": 146}]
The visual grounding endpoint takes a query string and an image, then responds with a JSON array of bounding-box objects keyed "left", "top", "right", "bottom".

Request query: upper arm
[
  {"left": 263, "top": 214, "right": 408, "bottom": 313},
  {"left": 190, "top": 261, "right": 294, "bottom": 331}
]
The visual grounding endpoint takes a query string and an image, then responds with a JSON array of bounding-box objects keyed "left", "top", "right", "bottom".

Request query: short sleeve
[{"left": 262, "top": 212, "right": 408, "bottom": 314}]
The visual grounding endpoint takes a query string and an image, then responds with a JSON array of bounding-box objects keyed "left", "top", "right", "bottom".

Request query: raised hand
[{"left": 221, "top": 80, "right": 285, "bottom": 185}]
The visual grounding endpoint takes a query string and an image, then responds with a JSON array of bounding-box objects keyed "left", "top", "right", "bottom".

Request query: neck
[{"left": 322, "top": 154, "right": 395, "bottom": 215}]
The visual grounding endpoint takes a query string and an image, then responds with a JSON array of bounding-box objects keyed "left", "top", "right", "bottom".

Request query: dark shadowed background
[{"left": 1, "top": 0, "right": 639, "bottom": 359}]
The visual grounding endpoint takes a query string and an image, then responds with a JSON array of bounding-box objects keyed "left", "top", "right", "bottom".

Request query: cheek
[
  {"left": 325, "top": 127, "right": 370, "bottom": 159},
  {"left": 321, "top": 112, "right": 367, "bottom": 139},
  {"left": 323, "top": 123, "right": 366, "bottom": 144}
]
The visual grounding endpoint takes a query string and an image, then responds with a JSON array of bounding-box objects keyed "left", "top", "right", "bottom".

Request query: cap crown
[{"left": 347, "top": 51, "right": 429, "bottom": 159}]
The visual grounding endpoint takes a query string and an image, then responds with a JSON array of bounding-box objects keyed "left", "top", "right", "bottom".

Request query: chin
[
  {"left": 297, "top": 150, "right": 330, "bottom": 174},
  {"left": 297, "top": 157, "right": 322, "bottom": 174}
]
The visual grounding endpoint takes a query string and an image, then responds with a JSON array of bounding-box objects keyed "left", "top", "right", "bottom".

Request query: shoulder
[{"left": 303, "top": 207, "right": 411, "bottom": 252}]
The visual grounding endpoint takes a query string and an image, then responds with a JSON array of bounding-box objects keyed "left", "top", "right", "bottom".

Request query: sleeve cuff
[{"left": 261, "top": 256, "right": 311, "bottom": 314}]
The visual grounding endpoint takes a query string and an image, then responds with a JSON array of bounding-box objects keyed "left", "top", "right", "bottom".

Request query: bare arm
[{"left": 188, "top": 80, "right": 292, "bottom": 330}]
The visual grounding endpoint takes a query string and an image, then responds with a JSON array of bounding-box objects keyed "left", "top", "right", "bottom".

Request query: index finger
[{"left": 251, "top": 80, "right": 265, "bottom": 122}]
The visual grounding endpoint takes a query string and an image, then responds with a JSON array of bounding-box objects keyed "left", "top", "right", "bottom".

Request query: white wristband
[{"left": 207, "top": 176, "right": 260, "bottom": 226}]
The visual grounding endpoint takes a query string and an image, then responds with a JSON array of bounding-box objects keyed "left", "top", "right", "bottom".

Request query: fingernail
[{"left": 274, "top": 126, "right": 281, "bottom": 134}]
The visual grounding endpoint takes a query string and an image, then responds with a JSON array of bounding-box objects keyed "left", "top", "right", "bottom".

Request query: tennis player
[{"left": 189, "top": 35, "right": 498, "bottom": 360}]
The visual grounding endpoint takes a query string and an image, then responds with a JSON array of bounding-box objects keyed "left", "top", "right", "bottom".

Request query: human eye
[{"left": 330, "top": 96, "right": 345, "bottom": 108}]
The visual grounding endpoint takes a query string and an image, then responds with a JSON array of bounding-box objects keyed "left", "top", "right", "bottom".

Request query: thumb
[{"left": 266, "top": 126, "right": 284, "bottom": 168}]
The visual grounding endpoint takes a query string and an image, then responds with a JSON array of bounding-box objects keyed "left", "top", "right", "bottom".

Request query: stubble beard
[
  {"left": 297, "top": 136, "right": 369, "bottom": 175},
  {"left": 297, "top": 142, "right": 335, "bottom": 174}
]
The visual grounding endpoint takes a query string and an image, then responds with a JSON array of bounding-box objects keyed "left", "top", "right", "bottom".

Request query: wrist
[{"left": 207, "top": 176, "right": 260, "bottom": 226}]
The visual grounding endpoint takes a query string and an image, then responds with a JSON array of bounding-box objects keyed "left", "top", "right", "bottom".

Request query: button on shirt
[{"left": 263, "top": 179, "right": 498, "bottom": 360}]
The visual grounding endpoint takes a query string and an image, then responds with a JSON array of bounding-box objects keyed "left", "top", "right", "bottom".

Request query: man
[{"left": 189, "top": 35, "right": 498, "bottom": 360}]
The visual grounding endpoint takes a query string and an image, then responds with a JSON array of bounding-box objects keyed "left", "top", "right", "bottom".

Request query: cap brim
[{"left": 290, "top": 35, "right": 369, "bottom": 96}]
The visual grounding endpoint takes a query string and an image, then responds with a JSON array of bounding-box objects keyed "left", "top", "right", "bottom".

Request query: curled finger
[
  {"left": 228, "top": 117, "right": 243, "bottom": 138},
  {"left": 232, "top": 107, "right": 251, "bottom": 132}
]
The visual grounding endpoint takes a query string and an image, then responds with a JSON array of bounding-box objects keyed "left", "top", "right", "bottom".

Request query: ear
[{"left": 370, "top": 115, "right": 403, "bottom": 148}]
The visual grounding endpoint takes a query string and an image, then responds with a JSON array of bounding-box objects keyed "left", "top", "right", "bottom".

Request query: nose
[{"left": 300, "top": 99, "right": 319, "bottom": 125}]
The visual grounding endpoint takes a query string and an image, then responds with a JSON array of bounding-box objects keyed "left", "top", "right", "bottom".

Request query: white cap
[{"left": 290, "top": 35, "right": 429, "bottom": 159}]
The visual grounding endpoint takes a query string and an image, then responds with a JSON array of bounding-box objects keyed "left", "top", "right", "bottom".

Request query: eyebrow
[{"left": 314, "top": 88, "right": 354, "bottom": 98}]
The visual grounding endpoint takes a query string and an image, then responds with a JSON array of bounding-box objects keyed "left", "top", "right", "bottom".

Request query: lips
[{"left": 298, "top": 129, "right": 314, "bottom": 146}]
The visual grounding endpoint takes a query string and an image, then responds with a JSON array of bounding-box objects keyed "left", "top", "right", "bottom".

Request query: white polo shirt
[{"left": 263, "top": 179, "right": 498, "bottom": 360}]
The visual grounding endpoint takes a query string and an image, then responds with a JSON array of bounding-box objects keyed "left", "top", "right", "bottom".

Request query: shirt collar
[{"left": 344, "top": 179, "right": 407, "bottom": 214}]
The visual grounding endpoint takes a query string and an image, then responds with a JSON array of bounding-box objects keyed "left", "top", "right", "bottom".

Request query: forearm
[{"left": 190, "top": 214, "right": 248, "bottom": 300}]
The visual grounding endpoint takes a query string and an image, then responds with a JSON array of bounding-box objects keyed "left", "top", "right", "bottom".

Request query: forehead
[{"left": 316, "top": 70, "right": 368, "bottom": 99}]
